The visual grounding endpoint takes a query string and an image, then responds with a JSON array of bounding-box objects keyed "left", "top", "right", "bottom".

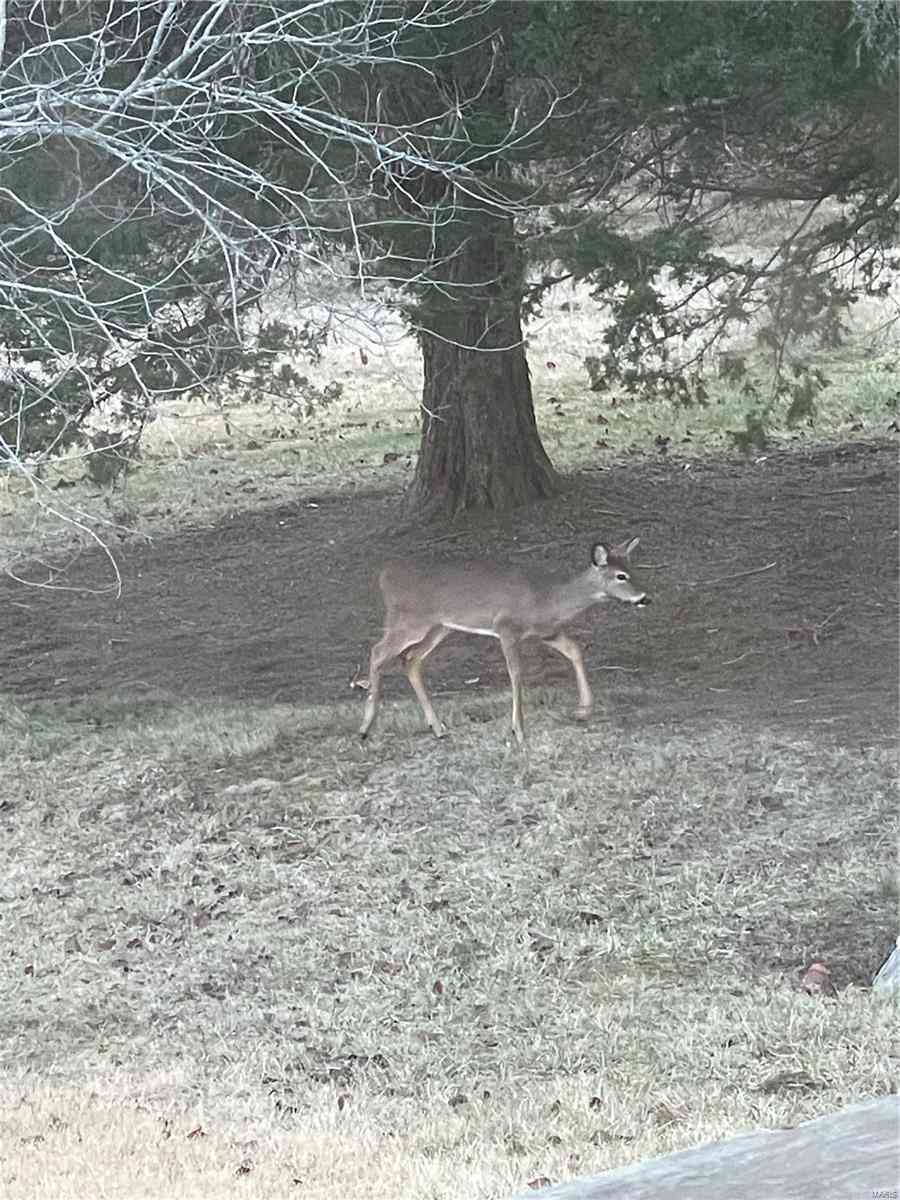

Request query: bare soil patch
[{"left": 4, "top": 442, "right": 897, "bottom": 746}]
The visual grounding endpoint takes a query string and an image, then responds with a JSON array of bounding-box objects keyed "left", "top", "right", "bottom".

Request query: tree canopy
[{"left": 1, "top": 0, "right": 897, "bottom": 513}]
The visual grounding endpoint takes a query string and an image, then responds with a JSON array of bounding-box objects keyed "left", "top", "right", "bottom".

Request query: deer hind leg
[
  {"left": 497, "top": 626, "right": 526, "bottom": 745},
  {"left": 402, "top": 625, "right": 451, "bottom": 737},
  {"left": 543, "top": 633, "right": 593, "bottom": 720},
  {"left": 359, "top": 622, "right": 430, "bottom": 740}
]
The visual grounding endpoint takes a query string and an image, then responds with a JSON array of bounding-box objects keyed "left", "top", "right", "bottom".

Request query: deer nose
[{"left": 635, "top": 595, "right": 650, "bottom": 606}]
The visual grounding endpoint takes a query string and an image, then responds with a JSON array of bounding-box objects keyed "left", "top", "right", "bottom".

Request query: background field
[
  {"left": 1, "top": 265, "right": 898, "bottom": 1198},
  {"left": 2, "top": 258, "right": 897, "bottom": 571}
]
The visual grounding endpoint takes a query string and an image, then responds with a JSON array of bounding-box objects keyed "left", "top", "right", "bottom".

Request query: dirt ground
[{"left": 4, "top": 442, "right": 897, "bottom": 750}]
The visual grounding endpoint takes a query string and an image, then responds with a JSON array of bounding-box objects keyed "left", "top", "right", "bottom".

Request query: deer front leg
[{"left": 543, "top": 632, "right": 593, "bottom": 720}]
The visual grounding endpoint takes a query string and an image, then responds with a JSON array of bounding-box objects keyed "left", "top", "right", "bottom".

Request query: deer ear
[
  {"left": 591, "top": 542, "right": 609, "bottom": 567},
  {"left": 613, "top": 537, "right": 640, "bottom": 559}
]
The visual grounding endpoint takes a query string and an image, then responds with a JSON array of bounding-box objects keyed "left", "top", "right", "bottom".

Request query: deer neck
[{"left": 545, "top": 568, "right": 604, "bottom": 625}]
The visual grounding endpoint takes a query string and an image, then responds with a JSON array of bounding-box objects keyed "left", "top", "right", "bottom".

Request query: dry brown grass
[{"left": 1, "top": 691, "right": 896, "bottom": 1198}]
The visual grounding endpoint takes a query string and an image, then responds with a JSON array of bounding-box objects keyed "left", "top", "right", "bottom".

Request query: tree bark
[{"left": 406, "top": 220, "right": 559, "bottom": 519}]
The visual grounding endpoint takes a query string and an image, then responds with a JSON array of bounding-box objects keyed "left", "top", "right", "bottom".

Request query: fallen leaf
[
  {"left": 577, "top": 910, "right": 604, "bottom": 925},
  {"left": 800, "top": 961, "right": 837, "bottom": 997},
  {"left": 653, "top": 1102, "right": 687, "bottom": 1126},
  {"left": 590, "top": 1128, "right": 634, "bottom": 1145},
  {"left": 758, "top": 1070, "right": 823, "bottom": 1095},
  {"left": 528, "top": 932, "right": 555, "bottom": 955}
]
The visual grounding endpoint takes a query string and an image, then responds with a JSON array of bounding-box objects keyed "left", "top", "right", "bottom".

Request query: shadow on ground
[{"left": 4, "top": 443, "right": 896, "bottom": 749}]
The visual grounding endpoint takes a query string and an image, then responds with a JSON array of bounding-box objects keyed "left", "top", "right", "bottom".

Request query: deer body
[{"left": 358, "top": 539, "right": 649, "bottom": 745}]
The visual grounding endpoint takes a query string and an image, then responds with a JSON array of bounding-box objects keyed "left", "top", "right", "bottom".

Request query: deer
[{"left": 357, "top": 538, "right": 649, "bottom": 745}]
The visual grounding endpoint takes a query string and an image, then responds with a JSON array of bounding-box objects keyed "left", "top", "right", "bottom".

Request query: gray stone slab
[
  {"left": 513, "top": 1096, "right": 899, "bottom": 1200},
  {"left": 874, "top": 938, "right": 900, "bottom": 992}
]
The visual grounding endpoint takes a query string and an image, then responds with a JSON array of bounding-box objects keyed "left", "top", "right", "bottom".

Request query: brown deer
[{"left": 358, "top": 538, "right": 649, "bottom": 744}]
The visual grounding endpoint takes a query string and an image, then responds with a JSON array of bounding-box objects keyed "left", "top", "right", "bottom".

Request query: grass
[{"left": 0, "top": 691, "right": 896, "bottom": 1198}]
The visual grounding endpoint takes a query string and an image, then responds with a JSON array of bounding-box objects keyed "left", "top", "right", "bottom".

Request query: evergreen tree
[{"left": 1, "top": 2, "right": 896, "bottom": 516}]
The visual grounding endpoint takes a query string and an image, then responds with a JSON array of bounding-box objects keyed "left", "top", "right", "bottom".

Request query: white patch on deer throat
[{"left": 444, "top": 622, "right": 499, "bottom": 638}]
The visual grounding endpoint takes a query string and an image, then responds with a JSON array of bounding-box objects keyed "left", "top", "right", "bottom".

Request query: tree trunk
[{"left": 406, "top": 220, "right": 559, "bottom": 519}]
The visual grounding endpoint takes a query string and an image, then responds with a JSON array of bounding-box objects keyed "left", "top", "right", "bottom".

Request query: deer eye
[{"left": 615, "top": 571, "right": 629, "bottom": 581}]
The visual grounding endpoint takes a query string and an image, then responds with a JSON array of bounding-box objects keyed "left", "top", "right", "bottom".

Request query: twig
[
  {"left": 785, "top": 605, "right": 844, "bottom": 645},
  {"left": 511, "top": 540, "right": 578, "bottom": 554},
  {"left": 720, "top": 650, "right": 763, "bottom": 666},
  {"left": 429, "top": 530, "right": 472, "bottom": 545},
  {"left": 513, "top": 531, "right": 635, "bottom": 555},
  {"left": 816, "top": 605, "right": 843, "bottom": 630},
  {"left": 791, "top": 488, "right": 858, "bottom": 497},
  {"left": 690, "top": 561, "right": 777, "bottom": 586}
]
